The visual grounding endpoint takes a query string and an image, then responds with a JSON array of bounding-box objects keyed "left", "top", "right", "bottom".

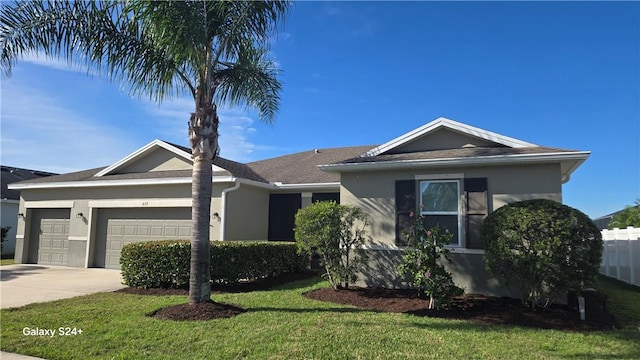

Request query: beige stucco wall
[
  {"left": 342, "top": 162, "right": 563, "bottom": 297},
  {"left": 13, "top": 180, "right": 237, "bottom": 265},
  {"left": 392, "top": 128, "right": 501, "bottom": 153},
  {"left": 340, "top": 163, "right": 562, "bottom": 246},
  {"left": 118, "top": 149, "right": 192, "bottom": 173},
  {"left": 224, "top": 183, "right": 270, "bottom": 240}
]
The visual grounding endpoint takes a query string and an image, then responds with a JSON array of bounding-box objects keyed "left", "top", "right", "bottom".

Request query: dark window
[{"left": 394, "top": 177, "right": 489, "bottom": 249}]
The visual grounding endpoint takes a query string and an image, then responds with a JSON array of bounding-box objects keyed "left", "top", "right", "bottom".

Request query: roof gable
[
  {"left": 362, "top": 117, "right": 536, "bottom": 157},
  {"left": 94, "top": 140, "right": 224, "bottom": 177}
]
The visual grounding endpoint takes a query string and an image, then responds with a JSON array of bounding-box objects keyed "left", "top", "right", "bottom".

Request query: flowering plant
[{"left": 397, "top": 211, "right": 464, "bottom": 309}]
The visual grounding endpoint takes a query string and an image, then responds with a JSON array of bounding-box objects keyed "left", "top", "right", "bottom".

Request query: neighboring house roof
[{"left": 1, "top": 165, "right": 57, "bottom": 200}]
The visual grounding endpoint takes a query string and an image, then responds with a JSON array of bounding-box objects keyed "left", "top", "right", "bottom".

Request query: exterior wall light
[
  {"left": 18, "top": 213, "right": 25, "bottom": 219},
  {"left": 76, "top": 212, "right": 84, "bottom": 218}
]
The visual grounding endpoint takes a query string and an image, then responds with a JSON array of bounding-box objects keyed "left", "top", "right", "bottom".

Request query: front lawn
[
  {"left": 1, "top": 277, "right": 639, "bottom": 359},
  {"left": 594, "top": 275, "right": 640, "bottom": 328},
  {"left": 0, "top": 258, "right": 15, "bottom": 266}
]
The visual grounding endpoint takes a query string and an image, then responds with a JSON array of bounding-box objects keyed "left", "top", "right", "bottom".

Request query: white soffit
[
  {"left": 361, "top": 117, "right": 538, "bottom": 157},
  {"left": 94, "top": 139, "right": 223, "bottom": 177}
]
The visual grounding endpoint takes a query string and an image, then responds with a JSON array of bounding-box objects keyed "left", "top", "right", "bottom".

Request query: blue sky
[{"left": 1, "top": 1, "right": 638, "bottom": 219}]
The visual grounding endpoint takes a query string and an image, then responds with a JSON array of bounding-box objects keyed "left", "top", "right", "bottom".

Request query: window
[
  {"left": 395, "top": 177, "right": 488, "bottom": 249},
  {"left": 419, "top": 180, "right": 461, "bottom": 246}
]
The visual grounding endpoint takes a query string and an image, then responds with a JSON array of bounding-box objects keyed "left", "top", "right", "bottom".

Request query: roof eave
[
  {"left": 272, "top": 182, "right": 341, "bottom": 191},
  {"left": 320, "top": 151, "right": 591, "bottom": 175}
]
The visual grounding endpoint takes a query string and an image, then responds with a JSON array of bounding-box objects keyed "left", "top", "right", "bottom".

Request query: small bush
[
  {"left": 482, "top": 199, "right": 602, "bottom": 310},
  {"left": 295, "top": 201, "right": 369, "bottom": 290},
  {"left": 120, "top": 240, "right": 307, "bottom": 289},
  {"left": 397, "top": 215, "right": 463, "bottom": 309},
  {"left": 1, "top": 226, "right": 9, "bottom": 253}
]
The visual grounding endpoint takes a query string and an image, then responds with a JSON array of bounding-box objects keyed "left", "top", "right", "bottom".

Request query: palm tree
[{"left": 1, "top": 0, "right": 289, "bottom": 304}]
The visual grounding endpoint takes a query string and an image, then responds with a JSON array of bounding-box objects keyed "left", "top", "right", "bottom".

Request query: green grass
[
  {"left": 595, "top": 275, "right": 640, "bottom": 328},
  {"left": 1, "top": 277, "right": 639, "bottom": 360},
  {"left": 0, "top": 258, "right": 15, "bottom": 265}
]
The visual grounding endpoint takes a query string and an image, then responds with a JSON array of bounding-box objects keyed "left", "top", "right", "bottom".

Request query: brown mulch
[
  {"left": 119, "top": 273, "right": 618, "bottom": 330},
  {"left": 148, "top": 300, "right": 246, "bottom": 320},
  {"left": 303, "top": 287, "right": 618, "bottom": 332}
]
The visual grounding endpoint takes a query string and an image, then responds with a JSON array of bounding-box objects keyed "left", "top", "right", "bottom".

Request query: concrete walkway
[{"left": 1, "top": 264, "right": 126, "bottom": 360}]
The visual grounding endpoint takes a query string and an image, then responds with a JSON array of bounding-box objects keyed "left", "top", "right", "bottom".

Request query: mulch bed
[
  {"left": 303, "top": 287, "right": 618, "bottom": 332},
  {"left": 119, "top": 273, "right": 618, "bottom": 330},
  {"left": 148, "top": 300, "right": 246, "bottom": 320}
]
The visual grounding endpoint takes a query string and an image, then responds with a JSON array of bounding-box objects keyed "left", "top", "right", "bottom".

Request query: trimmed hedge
[{"left": 120, "top": 240, "right": 308, "bottom": 289}]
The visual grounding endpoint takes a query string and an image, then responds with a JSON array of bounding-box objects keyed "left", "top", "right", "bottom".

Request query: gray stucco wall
[
  {"left": 341, "top": 162, "right": 563, "bottom": 298},
  {"left": 340, "top": 163, "right": 562, "bottom": 246},
  {"left": 224, "top": 183, "right": 270, "bottom": 240},
  {"left": 356, "top": 249, "right": 519, "bottom": 298}
]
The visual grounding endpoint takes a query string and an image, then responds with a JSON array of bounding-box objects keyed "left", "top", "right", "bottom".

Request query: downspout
[{"left": 219, "top": 178, "right": 241, "bottom": 241}]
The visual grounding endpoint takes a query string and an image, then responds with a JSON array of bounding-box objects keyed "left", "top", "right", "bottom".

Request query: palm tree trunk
[{"left": 188, "top": 103, "right": 218, "bottom": 304}]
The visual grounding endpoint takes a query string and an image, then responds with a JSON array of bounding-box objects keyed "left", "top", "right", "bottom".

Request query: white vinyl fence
[{"left": 600, "top": 226, "right": 640, "bottom": 286}]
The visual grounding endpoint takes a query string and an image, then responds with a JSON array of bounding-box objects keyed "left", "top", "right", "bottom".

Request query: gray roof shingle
[
  {"left": 335, "top": 146, "right": 578, "bottom": 164},
  {"left": 247, "top": 145, "right": 375, "bottom": 184},
  {"left": 1, "top": 166, "right": 57, "bottom": 199}
]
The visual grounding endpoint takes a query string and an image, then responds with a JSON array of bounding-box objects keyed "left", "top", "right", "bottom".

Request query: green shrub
[
  {"left": 295, "top": 201, "right": 369, "bottom": 290},
  {"left": 482, "top": 199, "right": 602, "bottom": 310},
  {"left": 397, "top": 216, "right": 464, "bottom": 310},
  {"left": 1, "top": 226, "right": 9, "bottom": 253},
  {"left": 120, "top": 240, "right": 307, "bottom": 289}
]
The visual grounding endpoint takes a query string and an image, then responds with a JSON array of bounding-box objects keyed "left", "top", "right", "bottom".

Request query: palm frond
[
  {"left": 213, "top": 42, "right": 281, "bottom": 124},
  {"left": 0, "top": 0, "right": 195, "bottom": 102}
]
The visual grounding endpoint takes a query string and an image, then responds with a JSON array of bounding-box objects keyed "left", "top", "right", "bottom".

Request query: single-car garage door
[
  {"left": 94, "top": 208, "right": 192, "bottom": 269},
  {"left": 28, "top": 208, "right": 71, "bottom": 265}
]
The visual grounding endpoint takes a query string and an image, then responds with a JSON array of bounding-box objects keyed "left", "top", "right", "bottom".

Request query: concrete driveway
[{"left": 0, "top": 264, "right": 125, "bottom": 309}]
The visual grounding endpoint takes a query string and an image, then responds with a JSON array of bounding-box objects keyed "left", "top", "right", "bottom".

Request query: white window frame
[{"left": 418, "top": 179, "right": 463, "bottom": 247}]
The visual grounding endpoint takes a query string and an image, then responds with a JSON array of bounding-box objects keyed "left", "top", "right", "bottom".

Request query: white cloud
[
  {"left": 140, "top": 97, "right": 266, "bottom": 163},
  {"left": 0, "top": 81, "right": 138, "bottom": 174},
  {"left": 20, "top": 52, "right": 95, "bottom": 75}
]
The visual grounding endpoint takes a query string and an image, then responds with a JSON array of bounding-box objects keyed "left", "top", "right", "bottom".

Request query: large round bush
[{"left": 481, "top": 199, "right": 602, "bottom": 310}]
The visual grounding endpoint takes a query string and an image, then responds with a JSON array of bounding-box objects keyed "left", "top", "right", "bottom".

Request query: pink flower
[
  {"left": 409, "top": 211, "right": 414, "bottom": 218},
  {"left": 419, "top": 203, "right": 424, "bottom": 209},
  {"left": 425, "top": 271, "right": 431, "bottom": 278},
  {"left": 426, "top": 231, "right": 432, "bottom": 237}
]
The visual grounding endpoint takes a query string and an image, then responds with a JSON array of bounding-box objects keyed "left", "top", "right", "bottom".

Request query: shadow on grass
[{"left": 248, "top": 306, "right": 367, "bottom": 314}]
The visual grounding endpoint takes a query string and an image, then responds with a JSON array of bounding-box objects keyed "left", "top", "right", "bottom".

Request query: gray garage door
[
  {"left": 94, "top": 208, "right": 192, "bottom": 269},
  {"left": 28, "top": 209, "right": 71, "bottom": 265}
]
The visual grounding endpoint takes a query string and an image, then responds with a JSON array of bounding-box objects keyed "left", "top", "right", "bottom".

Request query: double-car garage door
[
  {"left": 28, "top": 208, "right": 191, "bottom": 269},
  {"left": 94, "top": 208, "right": 192, "bottom": 269}
]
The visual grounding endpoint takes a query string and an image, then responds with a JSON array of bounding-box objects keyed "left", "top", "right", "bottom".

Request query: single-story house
[
  {"left": 9, "top": 117, "right": 590, "bottom": 296},
  {"left": 1, "top": 165, "right": 57, "bottom": 256}
]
